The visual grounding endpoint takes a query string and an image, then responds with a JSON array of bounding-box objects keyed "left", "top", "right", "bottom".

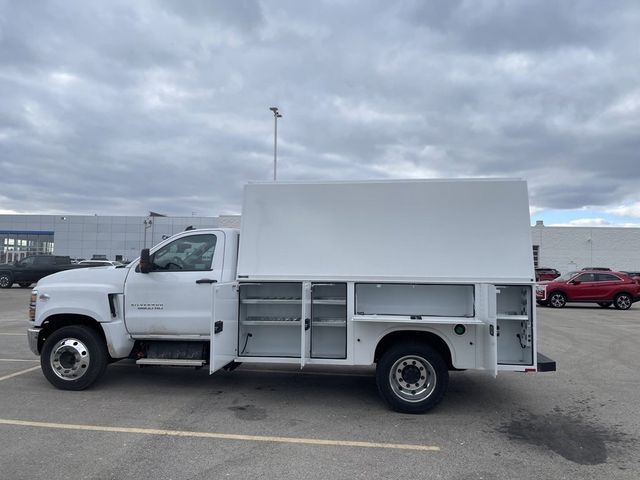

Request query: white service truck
[{"left": 27, "top": 179, "right": 555, "bottom": 413}]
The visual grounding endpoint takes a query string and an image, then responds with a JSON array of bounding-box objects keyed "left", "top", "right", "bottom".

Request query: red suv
[
  {"left": 536, "top": 270, "right": 640, "bottom": 310},
  {"left": 535, "top": 268, "right": 561, "bottom": 282}
]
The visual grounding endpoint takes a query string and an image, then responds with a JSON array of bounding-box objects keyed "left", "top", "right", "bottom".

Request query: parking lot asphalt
[{"left": 1, "top": 287, "right": 639, "bottom": 480}]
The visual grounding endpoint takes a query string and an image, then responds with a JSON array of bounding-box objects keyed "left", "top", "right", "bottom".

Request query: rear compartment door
[
  {"left": 478, "top": 284, "right": 497, "bottom": 376},
  {"left": 300, "top": 282, "right": 312, "bottom": 368},
  {"left": 210, "top": 282, "right": 239, "bottom": 373}
]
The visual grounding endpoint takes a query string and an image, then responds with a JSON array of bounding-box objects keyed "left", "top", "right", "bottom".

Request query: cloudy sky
[{"left": 1, "top": 0, "right": 639, "bottom": 226}]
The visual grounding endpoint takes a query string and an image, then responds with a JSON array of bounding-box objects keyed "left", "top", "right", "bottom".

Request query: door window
[
  {"left": 596, "top": 273, "right": 621, "bottom": 282},
  {"left": 16, "top": 257, "right": 35, "bottom": 267},
  {"left": 152, "top": 234, "right": 217, "bottom": 272},
  {"left": 575, "top": 273, "right": 595, "bottom": 282}
]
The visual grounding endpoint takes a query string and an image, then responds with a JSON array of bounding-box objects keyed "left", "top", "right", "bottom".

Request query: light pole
[
  {"left": 143, "top": 217, "right": 153, "bottom": 248},
  {"left": 269, "top": 106, "right": 282, "bottom": 181}
]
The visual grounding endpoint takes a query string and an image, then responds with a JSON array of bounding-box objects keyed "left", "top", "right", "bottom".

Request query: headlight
[{"left": 28, "top": 290, "right": 37, "bottom": 321}]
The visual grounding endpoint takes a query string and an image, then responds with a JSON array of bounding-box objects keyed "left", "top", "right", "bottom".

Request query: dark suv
[
  {"left": 0, "top": 255, "right": 85, "bottom": 288},
  {"left": 536, "top": 270, "right": 640, "bottom": 310}
]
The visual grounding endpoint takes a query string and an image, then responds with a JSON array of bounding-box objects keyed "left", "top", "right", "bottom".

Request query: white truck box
[{"left": 238, "top": 179, "right": 534, "bottom": 282}]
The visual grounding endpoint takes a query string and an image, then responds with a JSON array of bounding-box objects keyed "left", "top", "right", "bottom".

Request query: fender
[{"left": 354, "top": 323, "right": 476, "bottom": 369}]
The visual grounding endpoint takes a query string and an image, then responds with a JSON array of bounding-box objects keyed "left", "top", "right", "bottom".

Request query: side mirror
[
  {"left": 139, "top": 249, "right": 152, "bottom": 274},
  {"left": 570, "top": 280, "right": 581, "bottom": 285}
]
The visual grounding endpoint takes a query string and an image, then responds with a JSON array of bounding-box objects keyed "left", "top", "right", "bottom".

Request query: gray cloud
[{"left": 0, "top": 0, "right": 639, "bottom": 217}]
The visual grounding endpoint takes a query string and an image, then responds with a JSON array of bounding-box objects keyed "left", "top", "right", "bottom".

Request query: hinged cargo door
[
  {"left": 210, "top": 282, "right": 239, "bottom": 373},
  {"left": 300, "top": 282, "right": 312, "bottom": 368},
  {"left": 477, "top": 284, "right": 498, "bottom": 377}
]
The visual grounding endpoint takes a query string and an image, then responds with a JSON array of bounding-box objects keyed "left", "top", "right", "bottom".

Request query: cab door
[{"left": 124, "top": 231, "right": 224, "bottom": 337}]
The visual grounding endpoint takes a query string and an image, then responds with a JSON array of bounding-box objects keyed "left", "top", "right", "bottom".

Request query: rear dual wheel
[{"left": 376, "top": 343, "right": 448, "bottom": 414}]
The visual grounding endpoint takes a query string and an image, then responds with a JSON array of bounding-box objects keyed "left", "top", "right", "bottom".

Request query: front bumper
[
  {"left": 535, "top": 286, "right": 547, "bottom": 301},
  {"left": 27, "top": 327, "right": 40, "bottom": 355}
]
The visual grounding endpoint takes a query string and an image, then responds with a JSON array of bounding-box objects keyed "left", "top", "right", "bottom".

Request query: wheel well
[
  {"left": 374, "top": 331, "right": 453, "bottom": 369},
  {"left": 615, "top": 291, "right": 633, "bottom": 298},
  {"left": 38, "top": 314, "right": 107, "bottom": 354},
  {"left": 548, "top": 290, "right": 566, "bottom": 298}
]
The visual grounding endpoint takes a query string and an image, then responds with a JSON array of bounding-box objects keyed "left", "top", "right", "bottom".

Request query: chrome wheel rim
[
  {"left": 0, "top": 275, "right": 10, "bottom": 288},
  {"left": 50, "top": 338, "right": 90, "bottom": 380},
  {"left": 617, "top": 296, "right": 631, "bottom": 309},
  {"left": 550, "top": 293, "right": 565, "bottom": 307},
  {"left": 389, "top": 355, "right": 437, "bottom": 403}
]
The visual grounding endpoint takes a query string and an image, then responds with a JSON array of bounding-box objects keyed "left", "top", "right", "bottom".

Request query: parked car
[
  {"left": 536, "top": 270, "right": 640, "bottom": 310},
  {"left": 620, "top": 271, "right": 640, "bottom": 284},
  {"left": 0, "top": 255, "right": 91, "bottom": 288},
  {"left": 78, "top": 260, "right": 124, "bottom": 267},
  {"left": 535, "top": 267, "right": 561, "bottom": 282}
]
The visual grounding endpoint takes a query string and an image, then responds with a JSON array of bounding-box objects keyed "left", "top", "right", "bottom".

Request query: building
[
  {"left": 1, "top": 215, "right": 639, "bottom": 273},
  {"left": 531, "top": 221, "right": 640, "bottom": 273},
  {"left": 0, "top": 214, "right": 241, "bottom": 263}
]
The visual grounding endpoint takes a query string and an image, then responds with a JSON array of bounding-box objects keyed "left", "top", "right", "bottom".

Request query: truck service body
[{"left": 27, "top": 179, "right": 555, "bottom": 413}]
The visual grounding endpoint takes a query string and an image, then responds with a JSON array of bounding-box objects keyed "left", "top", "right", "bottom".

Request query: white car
[{"left": 78, "top": 260, "right": 123, "bottom": 267}]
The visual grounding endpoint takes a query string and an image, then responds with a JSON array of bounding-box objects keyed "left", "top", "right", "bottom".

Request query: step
[{"left": 136, "top": 358, "right": 206, "bottom": 367}]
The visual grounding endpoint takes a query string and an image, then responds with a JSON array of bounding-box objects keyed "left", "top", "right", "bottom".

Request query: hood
[
  {"left": 0, "top": 262, "right": 14, "bottom": 268},
  {"left": 37, "top": 265, "right": 130, "bottom": 293}
]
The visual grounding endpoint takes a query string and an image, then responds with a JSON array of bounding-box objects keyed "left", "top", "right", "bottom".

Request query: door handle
[
  {"left": 305, "top": 318, "right": 310, "bottom": 331},
  {"left": 196, "top": 278, "right": 217, "bottom": 284}
]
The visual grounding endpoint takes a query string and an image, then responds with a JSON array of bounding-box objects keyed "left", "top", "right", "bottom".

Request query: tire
[
  {"left": 0, "top": 272, "right": 13, "bottom": 289},
  {"left": 614, "top": 293, "right": 632, "bottom": 311},
  {"left": 40, "top": 325, "right": 108, "bottom": 390},
  {"left": 376, "top": 342, "right": 448, "bottom": 414},
  {"left": 548, "top": 291, "right": 567, "bottom": 308},
  {"left": 597, "top": 302, "right": 612, "bottom": 308},
  {"left": 18, "top": 282, "right": 32, "bottom": 288}
]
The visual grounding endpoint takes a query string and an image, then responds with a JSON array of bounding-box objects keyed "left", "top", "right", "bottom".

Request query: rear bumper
[
  {"left": 537, "top": 352, "right": 556, "bottom": 372},
  {"left": 27, "top": 327, "right": 40, "bottom": 356}
]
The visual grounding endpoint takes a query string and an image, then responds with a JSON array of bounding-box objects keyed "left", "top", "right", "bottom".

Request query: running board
[{"left": 136, "top": 359, "right": 206, "bottom": 367}]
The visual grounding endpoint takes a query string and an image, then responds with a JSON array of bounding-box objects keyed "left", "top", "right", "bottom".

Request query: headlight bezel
[{"left": 28, "top": 289, "right": 38, "bottom": 321}]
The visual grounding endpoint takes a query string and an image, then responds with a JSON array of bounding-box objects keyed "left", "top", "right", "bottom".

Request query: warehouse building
[
  {"left": 1, "top": 215, "right": 639, "bottom": 273},
  {"left": 0, "top": 214, "right": 240, "bottom": 264},
  {"left": 531, "top": 221, "right": 640, "bottom": 273}
]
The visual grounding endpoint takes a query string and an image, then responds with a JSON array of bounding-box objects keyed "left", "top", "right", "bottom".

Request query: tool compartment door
[
  {"left": 210, "top": 282, "right": 239, "bottom": 373},
  {"left": 477, "top": 284, "right": 498, "bottom": 376}
]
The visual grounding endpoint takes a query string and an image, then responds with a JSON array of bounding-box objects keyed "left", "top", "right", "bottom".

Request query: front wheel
[
  {"left": 376, "top": 343, "right": 448, "bottom": 414},
  {"left": 614, "top": 293, "right": 632, "bottom": 310},
  {"left": 40, "top": 325, "right": 108, "bottom": 390},
  {"left": 548, "top": 292, "right": 567, "bottom": 308}
]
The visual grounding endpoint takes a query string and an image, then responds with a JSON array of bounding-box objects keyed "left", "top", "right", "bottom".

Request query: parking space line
[
  {"left": 0, "top": 418, "right": 440, "bottom": 451},
  {"left": 0, "top": 366, "right": 40, "bottom": 382},
  {"left": 0, "top": 333, "right": 24, "bottom": 336},
  {"left": 0, "top": 358, "right": 38, "bottom": 362}
]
